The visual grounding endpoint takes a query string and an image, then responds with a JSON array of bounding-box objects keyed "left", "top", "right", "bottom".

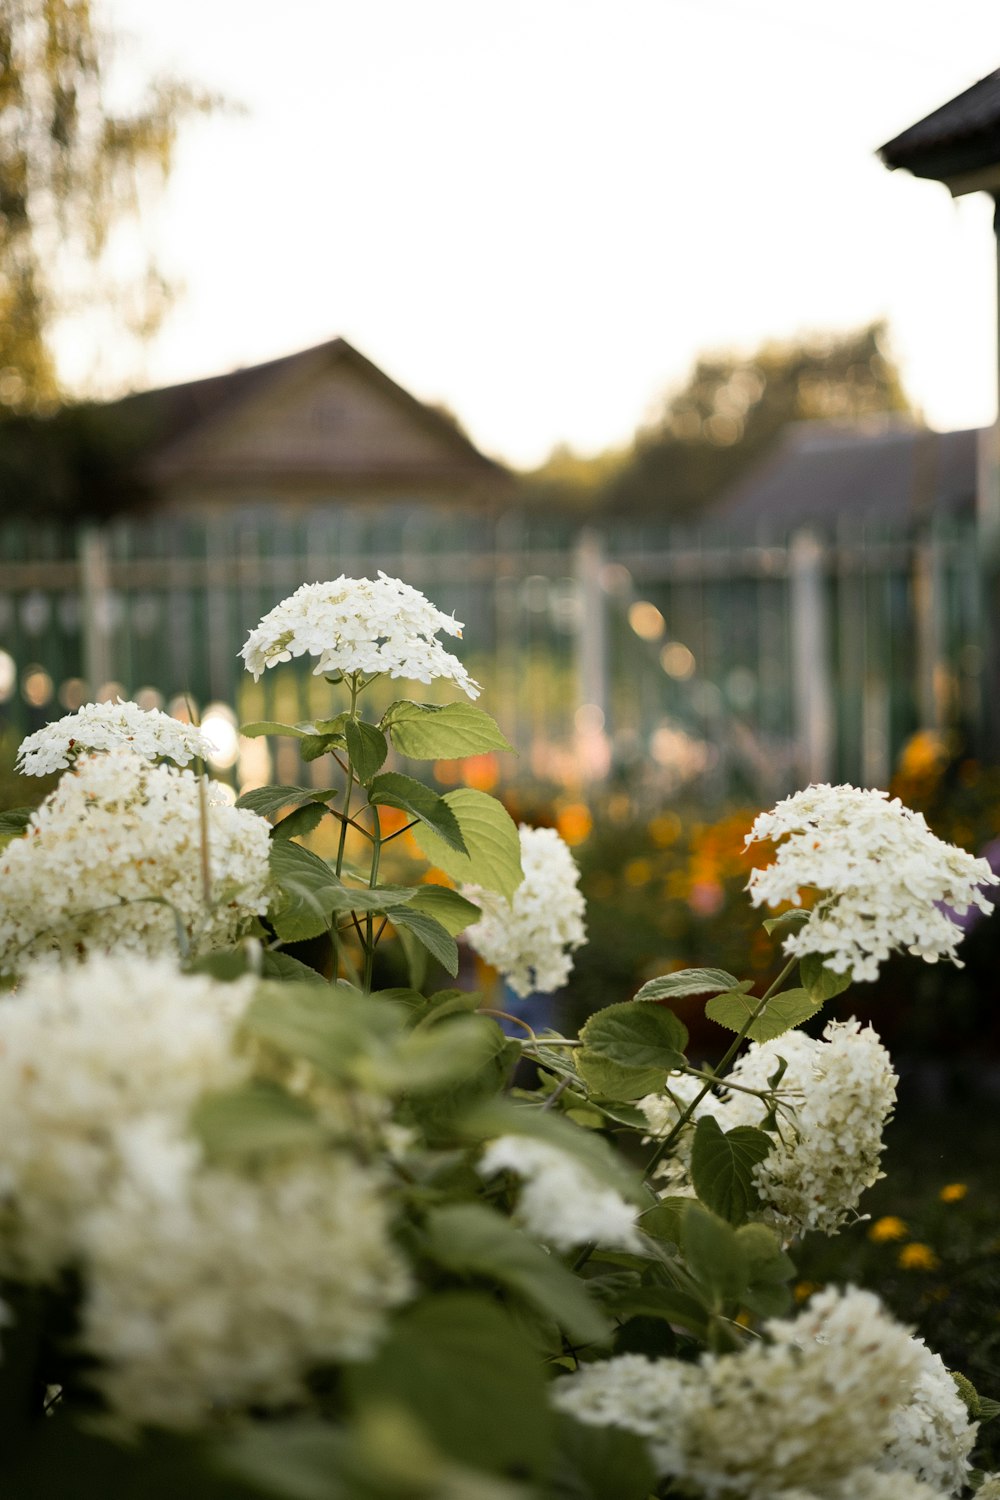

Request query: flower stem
[
  {"left": 642, "top": 952, "right": 800, "bottom": 1181},
  {"left": 335, "top": 674, "right": 361, "bottom": 881}
]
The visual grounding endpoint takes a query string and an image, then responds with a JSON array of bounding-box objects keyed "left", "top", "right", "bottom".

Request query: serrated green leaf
[
  {"left": 347, "top": 1291, "right": 552, "bottom": 1476},
  {"left": 260, "top": 949, "right": 328, "bottom": 986},
  {"left": 390, "top": 906, "right": 459, "bottom": 976},
  {"left": 271, "top": 801, "right": 328, "bottom": 842},
  {"left": 369, "top": 772, "right": 467, "bottom": 853},
  {"left": 690, "top": 1117, "right": 771, "bottom": 1226},
  {"left": 410, "top": 788, "right": 523, "bottom": 902},
  {"left": 327, "top": 882, "right": 418, "bottom": 915},
  {"left": 577, "top": 1002, "right": 689, "bottom": 1101},
  {"left": 384, "top": 700, "right": 515, "bottom": 760},
  {"left": 704, "top": 986, "right": 824, "bottom": 1042},
  {"left": 345, "top": 718, "right": 388, "bottom": 783},
  {"left": 763, "top": 907, "right": 812, "bottom": 937},
  {"left": 235, "top": 784, "right": 338, "bottom": 819},
  {"left": 799, "top": 951, "right": 852, "bottom": 1001},
  {"left": 634, "top": 968, "right": 742, "bottom": 1002},
  {"left": 407, "top": 883, "right": 481, "bottom": 936},
  {"left": 268, "top": 840, "right": 343, "bottom": 941},
  {"left": 191, "top": 1081, "right": 325, "bottom": 1160},
  {"left": 681, "top": 1202, "right": 746, "bottom": 1307},
  {"left": 423, "top": 1203, "right": 610, "bottom": 1346}
]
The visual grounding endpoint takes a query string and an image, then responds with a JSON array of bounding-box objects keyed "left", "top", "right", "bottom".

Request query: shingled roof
[
  {"left": 879, "top": 69, "right": 1000, "bottom": 187},
  {"left": 709, "top": 421, "right": 978, "bottom": 530},
  {"left": 108, "top": 337, "right": 507, "bottom": 498}
]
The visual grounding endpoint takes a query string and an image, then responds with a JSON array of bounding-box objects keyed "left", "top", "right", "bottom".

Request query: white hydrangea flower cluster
[
  {"left": 745, "top": 783, "right": 997, "bottom": 983},
  {"left": 880, "top": 1338, "right": 977, "bottom": 1494},
  {"left": 240, "top": 571, "right": 480, "bottom": 698},
  {"left": 82, "top": 1154, "right": 413, "bottom": 1429},
  {"left": 552, "top": 1286, "right": 967, "bottom": 1499},
  {"left": 640, "top": 1020, "right": 897, "bottom": 1236},
  {"left": 477, "top": 1135, "right": 641, "bottom": 1252},
  {"left": 0, "top": 955, "right": 255, "bottom": 1281},
  {"left": 0, "top": 748, "right": 271, "bottom": 974},
  {"left": 0, "top": 954, "right": 412, "bottom": 1428},
  {"left": 463, "top": 824, "right": 586, "bottom": 997},
  {"left": 16, "top": 699, "right": 215, "bottom": 776},
  {"left": 977, "top": 1476, "right": 1000, "bottom": 1500}
]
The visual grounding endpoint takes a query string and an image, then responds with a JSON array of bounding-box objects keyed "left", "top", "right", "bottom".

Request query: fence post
[
  {"left": 573, "top": 527, "right": 608, "bottom": 776},
  {"left": 79, "top": 525, "right": 113, "bottom": 696},
  {"left": 789, "top": 530, "right": 834, "bottom": 785}
]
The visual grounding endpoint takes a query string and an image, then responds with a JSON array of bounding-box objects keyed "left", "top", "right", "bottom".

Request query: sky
[{"left": 55, "top": 0, "right": 1000, "bottom": 469}]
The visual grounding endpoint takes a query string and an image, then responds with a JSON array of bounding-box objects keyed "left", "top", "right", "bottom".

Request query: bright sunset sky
[{"left": 55, "top": 0, "right": 1000, "bottom": 468}]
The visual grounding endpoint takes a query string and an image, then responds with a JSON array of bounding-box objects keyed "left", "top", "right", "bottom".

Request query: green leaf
[
  {"left": 260, "top": 949, "right": 328, "bottom": 986},
  {"left": 268, "top": 840, "right": 343, "bottom": 941},
  {"left": 681, "top": 1202, "right": 746, "bottom": 1307},
  {"left": 577, "top": 1002, "right": 689, "bottom": 1101},
  {"left": 636, "top": 1197, "right": 693, "bottom": 1245},
  {"left": 348, "top": 1292, "right": 552, "bottom": 1477},
  {"left": 549, "top": 1411, "right": 658, "bottom": 1500},
  {"left": 612, "top": 1284, "right": 711, "bottom": 1340},
  {"left": 344, "top": 719, "right": 388, "bottom": 783},
  {"left": 327, "top": 882, "right": 418, "bottom": 915},
  {"left": 800, "top": 951, "right": 852, "bottom": 1001},
  {"left": 406, "top": 884, "right": 481, "bottom": 936},
  {"left": 243, "top": 981, "right": 404, "bottom": 1083},
  {"left": 369, "top": 772, "right": 467, "bottom": 853},
  {"left": 736, "top": 1222, "right": 795, "bottom": 1317},
  {"left": 690, "top": 1117, "right": 771, "bottom": 1226},
  {"left": 384, "top": 700, "right": 515, "bottom": 759},
  {"left": 634, "top": 968, "right": 742, "bottom": 1002},
  {"left": 763, "top": 907, "right": 812, "bottom": 937},
  {"left": 362, "top": 1014, "right": 503, "bottom": 1094},
  {"left": 423, "top": 1204, "right": 611, "bottom": 1346},
  {"left": 389, "top": 906, "right": 459, "bottom": 976},
  {"left": 0, "top": 806, "right": 33, "bottom": 835},
  {"left": 191, "top": 1081, "right": 325, "bottom": 1160},
  {"left": 240, "top": 720, "right": 315, "bottom": 739},
  {"left": 235, "top": 784, "right": 338, "bottom": 819},
  {"left": 705, "top": 986, "right": 824, "bottom": 1043},
  {"left": 410, "top": 788, "right": 523, "bottom": 901},
  {"left": 271, "top": 802, "right": 328, "bottom": 842}
]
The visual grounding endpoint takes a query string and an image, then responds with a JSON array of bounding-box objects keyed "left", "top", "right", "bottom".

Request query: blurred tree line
[
  {"left": 0, "top": 0, "right": 217, "bottom": 518},
  {"left": 520, "top": 322, "right": 911, "bottom": 519}
]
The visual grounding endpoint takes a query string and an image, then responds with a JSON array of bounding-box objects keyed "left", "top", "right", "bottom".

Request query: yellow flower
[
  {"left": 898, "top": 1243, "right": 941, "bottom": 1271},
  {"left": 940, "top": 1183, "right": 968, "bottom": 1204},
  {"left": 868, "top": 1215, "right": 909, "bottom": 1243}
]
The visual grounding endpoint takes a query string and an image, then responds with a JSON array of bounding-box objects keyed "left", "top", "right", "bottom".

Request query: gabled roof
[
  {"left": 879, "top": 69, "right": 1000, "bottom": 186},
  {"left": 110, "top": 337, "right": 506, "bottom": 490},
  {"left": 709, "top": 420, "right": 978, "bottom": 530}
]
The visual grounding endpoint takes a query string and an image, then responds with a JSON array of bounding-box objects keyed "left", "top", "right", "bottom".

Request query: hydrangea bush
[{"left": 0, "top": 573, "right": 998, "bottom": 1499}]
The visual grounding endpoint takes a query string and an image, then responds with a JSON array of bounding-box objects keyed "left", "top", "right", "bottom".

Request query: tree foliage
[
  {"left": 0, "top": 0, "right": 217, "bottom": 411},
  {"left": 519, "top": 323, "right": 911, "bottom": 519}
]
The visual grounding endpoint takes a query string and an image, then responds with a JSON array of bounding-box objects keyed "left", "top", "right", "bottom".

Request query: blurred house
[
  {"left": 109, "top": 337, "right": 510, "bottom": 515},
  {"left": 708, "top": 419, "right": 981, "bottom": 530}
]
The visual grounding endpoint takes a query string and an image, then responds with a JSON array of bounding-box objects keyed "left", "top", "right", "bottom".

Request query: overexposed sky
[{"left": 55, "top": 0, "right": 1000, "bottom": 467}]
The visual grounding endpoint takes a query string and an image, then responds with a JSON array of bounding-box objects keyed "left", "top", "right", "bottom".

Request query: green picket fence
[{"left": 0, "top": 506, "right": 987, "bottom": 803}]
